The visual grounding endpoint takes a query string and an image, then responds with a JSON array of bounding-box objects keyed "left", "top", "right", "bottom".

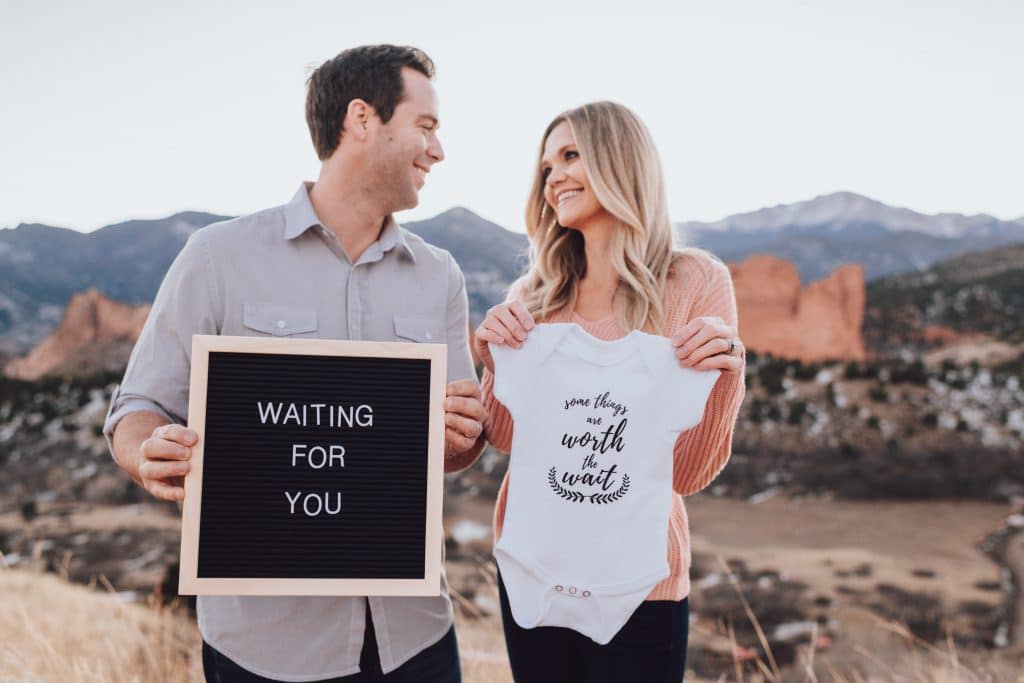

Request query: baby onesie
[{"left": 490, "top": 322, "right": 720, "bottom": 644}]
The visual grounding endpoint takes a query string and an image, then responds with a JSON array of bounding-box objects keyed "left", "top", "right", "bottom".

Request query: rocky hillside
[
  {"left": 4, "top": 290, "right": 150, "bottom": 381},
  {"left": 864, "top": 244, "right": 1024, "bottom": 356},
  {"left": 715, "top": 349, "right": 1024, "bottom": 501}
]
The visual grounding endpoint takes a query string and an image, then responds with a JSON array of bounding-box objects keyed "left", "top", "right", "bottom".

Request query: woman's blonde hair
[{"left": 517, "top": 101, "right": 682, "bottom": 334}]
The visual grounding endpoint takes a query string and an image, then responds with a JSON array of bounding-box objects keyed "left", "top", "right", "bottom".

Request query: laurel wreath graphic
[{"left": 548, "top": 467, "right": 630, "bottom": 504}]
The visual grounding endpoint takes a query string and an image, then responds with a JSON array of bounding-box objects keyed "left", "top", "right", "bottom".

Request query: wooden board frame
[{"left": 178, "top": 334, "right": 447, "bottom": 596}]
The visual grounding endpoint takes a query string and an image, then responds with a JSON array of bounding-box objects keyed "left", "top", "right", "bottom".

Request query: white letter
[
  {"left": 308, "top": 445, "right": 327, "bottom": 469},
  {"left": 303, "top": 493, "right": 322, "bottom": 517},
  {"left": 337, "top": 404, "right": 354, "bottom": 428},
  {"left": 257, "top": 402, "right": 283, "bottom": 424},
  {"left": 285, "top": 491, "right": 301, "bottom": 514},
  {"left": 356, "top": 404, "right": 374, "bottom": 428},
  {"left": 291, "top": 444, "right": 307, "bottom": 467},
  {"left": 329, "top": 445, "right": 345, "bottom": 468},
  {"left": 283, "top": 403, "right": 302, "bottom": 425},
  {"left": 325, "top": 492, "right": 341, "bottom": 515}
]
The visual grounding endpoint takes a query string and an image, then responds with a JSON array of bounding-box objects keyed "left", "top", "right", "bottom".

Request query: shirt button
[{"left": 276, "top": 320, "right": 286, "bottom": 329}]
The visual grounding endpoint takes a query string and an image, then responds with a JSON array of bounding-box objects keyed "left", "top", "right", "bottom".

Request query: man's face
[{"left": 369, "top": 68, "right": 444, "bottom": 212}]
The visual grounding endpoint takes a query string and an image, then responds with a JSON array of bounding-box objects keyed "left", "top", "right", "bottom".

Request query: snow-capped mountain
[
  {"left": 679, "top": 191, "right": 1024, "bottom": 240},
  {"left": 678, "top": 192, "right": 1024, "bottom": 283}
]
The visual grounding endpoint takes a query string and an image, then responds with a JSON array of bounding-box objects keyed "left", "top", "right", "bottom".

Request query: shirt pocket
[
  {"left": 393, "top": 314, "right": 444, "bottom": 343},
  {"left": 242, "top": 303, "right": 319, "bottom": 337}
]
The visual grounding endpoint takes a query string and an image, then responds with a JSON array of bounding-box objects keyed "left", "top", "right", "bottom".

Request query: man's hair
[{"left": 305, "top": 44, "right": 435, "bottom": 160}]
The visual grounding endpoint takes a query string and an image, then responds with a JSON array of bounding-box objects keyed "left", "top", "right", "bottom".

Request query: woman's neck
[{"left": 575, "top": 216, "right": 619, "bottom": 319}]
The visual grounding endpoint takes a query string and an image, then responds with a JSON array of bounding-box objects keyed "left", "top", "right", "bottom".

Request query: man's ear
[{"left": 343, "top": 99, "right": 374, "bottom": 142}]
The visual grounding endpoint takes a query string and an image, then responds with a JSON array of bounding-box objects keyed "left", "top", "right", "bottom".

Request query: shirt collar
[{"left": 283, "top": 182, "right": 416, "bottom": 263}]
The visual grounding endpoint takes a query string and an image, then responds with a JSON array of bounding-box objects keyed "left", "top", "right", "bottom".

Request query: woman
[{"left": 472, "top": 101, "right": 746, "bottom": 682}]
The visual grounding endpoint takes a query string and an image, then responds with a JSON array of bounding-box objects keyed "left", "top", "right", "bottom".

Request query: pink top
[{"left": 476, "top": 249, "right": 746, "bottom": 601}]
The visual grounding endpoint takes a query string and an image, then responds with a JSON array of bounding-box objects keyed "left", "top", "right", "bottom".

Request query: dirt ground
[{"left": 687, "top": 494, "right": 1009, "bottom": 616}]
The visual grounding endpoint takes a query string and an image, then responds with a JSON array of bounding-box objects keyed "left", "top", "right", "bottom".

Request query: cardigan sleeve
[
  {"left": 481, "top": 366, "right": 514, "bottom": 454},
  {"left": 479, "top": 279, "right": 528, "bottom": 454},
  {"left": 669, "top": 255, "right": 747, "bottom": 496}
]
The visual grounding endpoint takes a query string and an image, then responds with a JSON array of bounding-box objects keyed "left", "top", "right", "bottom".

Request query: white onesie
[{"left": 490, "top": 322, "right": 720, "bottom": 644}]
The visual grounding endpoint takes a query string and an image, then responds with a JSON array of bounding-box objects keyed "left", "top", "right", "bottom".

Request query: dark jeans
[
  {"left": 498, "top": 571, "right": 689, "bottom": 683},
  {"left": 202, "top": 602, "right": 461, "bottom": 683}
]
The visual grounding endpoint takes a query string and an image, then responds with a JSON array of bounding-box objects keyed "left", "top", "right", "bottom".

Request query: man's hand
[
  {"left": 444, "top": 379, "right": 485, "bottom": 458},
  {"left": 138, "top": 423, "right": 198, "bottom": 501}
]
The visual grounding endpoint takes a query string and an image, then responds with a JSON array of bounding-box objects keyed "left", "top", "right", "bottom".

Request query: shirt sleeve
[
  {"left": 102, "top": 230, "right": 222, "bottom": 449},
  {"left": 444, "top": 253, "right": 477, "bottom": 383}
]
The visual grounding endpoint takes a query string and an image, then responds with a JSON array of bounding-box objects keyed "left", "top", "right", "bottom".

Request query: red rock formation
[
  {"left": 729, "top": 255, "right": 866, "bottom": 362},
  {"left": 4, "top": 289, "right": 150, "bottom": 380}
]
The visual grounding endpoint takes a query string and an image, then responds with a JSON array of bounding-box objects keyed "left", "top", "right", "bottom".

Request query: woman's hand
[
  {"left": 671, "top": 315, "right": 744, "bottom": 373},
  {"left": 473, "top": 302, "right": 536, "bottom": 371}
]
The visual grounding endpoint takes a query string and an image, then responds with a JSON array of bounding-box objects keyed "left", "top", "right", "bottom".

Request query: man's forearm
[{"left": 111, "top": 411, "right": 170, "bottom": 486}]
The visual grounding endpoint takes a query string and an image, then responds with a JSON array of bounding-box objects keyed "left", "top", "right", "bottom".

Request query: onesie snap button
[
  {"left": 583, "top": 590, "right": 591, "bottom": 598},
  {"left": 276, "top": 320, "right": 286, "bottom": 329},
  {"left": 569, "top": 586, "right": 577, "bottom": 595},
  {"left": 555, "top": 585, "right": 563, "bottom": 592}
]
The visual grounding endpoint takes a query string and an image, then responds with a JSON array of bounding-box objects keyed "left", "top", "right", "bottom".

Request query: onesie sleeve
[
  {"left": 489, "top": 342, "right": 526, "bottom": 417},
  {"left": 665, "top": 365, "right": 721, "bottom": 433}
]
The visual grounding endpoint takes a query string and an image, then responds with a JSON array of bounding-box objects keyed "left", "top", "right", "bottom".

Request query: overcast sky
[{"left": 2, "top": 0, "right": 1022, "bottom": 233}]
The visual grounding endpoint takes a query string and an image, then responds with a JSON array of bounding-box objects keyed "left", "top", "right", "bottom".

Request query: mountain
[
  {"left": 0, "top": 212, "right": 227, "bottom": 353},
  {"left": 0, "top": 208, "right": 524, "bottom": 355},
  {"left": 681, "top": 192, "right": 1024, "bottom": 283},
  {"left": 4, "top": 191, "right": 1022, "bottom": 356},
  {"left": 405, "top": 207, "right": 529, "bottom": 319}
]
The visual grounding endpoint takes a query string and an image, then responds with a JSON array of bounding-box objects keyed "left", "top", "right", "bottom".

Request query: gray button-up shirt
[{"left": 103, "top": 183, "right": 476, "bottom": 680}]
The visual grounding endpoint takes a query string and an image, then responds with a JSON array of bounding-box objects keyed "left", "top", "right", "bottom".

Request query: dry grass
[
  {"left": 2, "top": 560, "right": 1022, "bottom": 683},
  {"left": 0, "top": 563, "right": 514, "bottom": 683},
  {"left": 0, "top": 565, "right": 202, "bottom": 682}
]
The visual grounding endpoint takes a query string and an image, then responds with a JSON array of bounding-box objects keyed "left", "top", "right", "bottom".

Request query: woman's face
[{"left": 541, "top": 121, "right": 606, "bottom": 230}]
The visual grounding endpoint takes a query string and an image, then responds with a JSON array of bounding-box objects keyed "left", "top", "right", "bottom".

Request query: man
[{"left": 104, "top": 45, "right": 485, "bottom": 682}]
